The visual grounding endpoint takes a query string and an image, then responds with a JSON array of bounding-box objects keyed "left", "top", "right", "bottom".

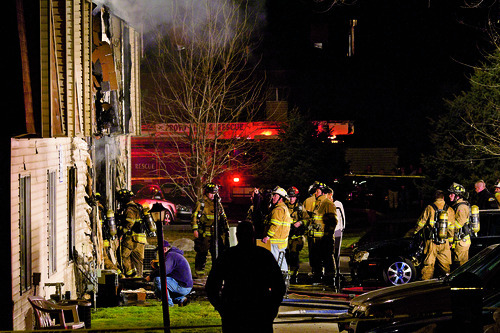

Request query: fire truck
[{"left": 131, "top": 121, "right": 354, "bottom": 203}]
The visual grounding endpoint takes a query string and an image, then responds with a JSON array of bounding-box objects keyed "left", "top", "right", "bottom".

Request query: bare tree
[{"left": 141, "top": 0, "right": 267, "bottom": 201}]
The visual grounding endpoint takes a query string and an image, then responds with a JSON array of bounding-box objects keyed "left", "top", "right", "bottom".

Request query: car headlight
[
  {"left": 351, "top": 304, "right": 367, "bottom": 316},
  {"left": 353, "top": 250, "right": 370, "bottom": 262}
]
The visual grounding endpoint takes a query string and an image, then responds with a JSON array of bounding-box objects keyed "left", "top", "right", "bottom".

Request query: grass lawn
[
  {"left": 90, "top": 225, "right": 366, "bottom": 331},
  {"left": 91, "top": 299, "right": 221, "bottom": 332}
]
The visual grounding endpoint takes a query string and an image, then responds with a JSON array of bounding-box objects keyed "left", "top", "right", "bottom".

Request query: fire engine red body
[{"left": 131, "top": 121, "right": 353, "bottom": 202}]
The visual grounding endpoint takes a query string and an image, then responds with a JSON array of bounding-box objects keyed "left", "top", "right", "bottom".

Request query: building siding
[
  {"left": 11, "top": 137, "right": 93, "bottom": 330},
  {"left": 345, "top": 147, "right": 399, "bottom": 174},
  {"left": 8, "top": 1, "right": 142, "bottom": 330}
]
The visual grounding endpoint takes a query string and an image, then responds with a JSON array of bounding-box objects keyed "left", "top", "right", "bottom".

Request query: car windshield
[
  {"left": 448, "top": 244, "right": 500, "bottom": 281},
  {"left": 161, "top": 184, "right": 193, "bottom": 203}
]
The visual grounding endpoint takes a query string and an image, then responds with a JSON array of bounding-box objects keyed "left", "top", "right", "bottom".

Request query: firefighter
[
  {"left": 191, "top": 183, "right": 229, "bottom": 278},
  {"left": 448, "top": 182, "right": 472, "bottom": 267},
  {"left": 316, "top": 186, "right": 338, "bottom": 285},
  {"left": 305, "top": 181, "right": 330, "bottom": 283},
  {"left": 102, "top": 204, "right": 120, "bottom": 273},
  {"left": 262, "top": 186, "right": 292, "bottom": 273},
  {"left": 285, "top": 187, "right": 309, "bottom": 284},
  {"left": 116, "top": 189, "right": 147, "bottom": 277},
  {"left": 408, "top": 190, "right": 453, "bottom": 280},
  {"left": 89, "top": 192, "right": 120, "bottom": 273},
  {"left": 304, "top": 181, "right": 322, "bottom": 216}
]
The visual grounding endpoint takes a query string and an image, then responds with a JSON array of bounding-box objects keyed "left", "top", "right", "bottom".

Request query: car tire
[{"left": 382, "top": 257, "right": 416, "bottom": 286}]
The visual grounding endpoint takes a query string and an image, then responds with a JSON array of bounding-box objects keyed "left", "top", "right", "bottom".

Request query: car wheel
[{"left": 383, "top": 257, "right": 416, "bottom": 286}]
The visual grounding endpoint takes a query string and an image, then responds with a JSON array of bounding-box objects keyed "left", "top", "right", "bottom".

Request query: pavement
[{"left": 272, "top": 257, "right": 352, "bottom": 333}]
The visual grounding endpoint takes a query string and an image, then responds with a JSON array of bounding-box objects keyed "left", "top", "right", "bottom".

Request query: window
[
  {"left": 68, "top": 166, "right": 77, "bottom": 260},
  {"left": 20, "top": 175, "right": 32, "bottom": 293},
  {"left": 48, "top": 171, "right": 57, "bottom": 273},
  {"left": 269, "top": 87, "right": 289, "bottom": 102}
]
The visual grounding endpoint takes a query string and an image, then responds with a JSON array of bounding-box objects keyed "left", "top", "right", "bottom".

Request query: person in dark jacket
[
  {"left": 205, "top": 221, "right": 286, "bottom": 333},
  {"left": 146, "top": 240, "right": 193, "bottom": 307},
  {"left": 246, "top": 187, "right": 267, "bottom": 239},
  {"left": 474, "top": 180, "right": 499, "bottom": 209}
]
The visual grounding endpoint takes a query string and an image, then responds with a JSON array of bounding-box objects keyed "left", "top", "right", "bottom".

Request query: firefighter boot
[
  {"left": 323, "top": 273, "right": 336, "bottom": 287},
  {"left": 283, "top": 271, "right": 290, "bottom": 298}
]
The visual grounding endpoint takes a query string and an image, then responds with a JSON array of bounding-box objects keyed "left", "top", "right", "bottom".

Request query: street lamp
[
  {"left": 149, "top": 203, "right": 170, "bottom": 333},
  {"left": 150, "top": 203, "right": 167, "bottom": 225}
]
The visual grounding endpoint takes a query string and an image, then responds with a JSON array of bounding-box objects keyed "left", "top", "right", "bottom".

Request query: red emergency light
[{"left": 233, "top": 176, "right": 240, "bottom": 183}]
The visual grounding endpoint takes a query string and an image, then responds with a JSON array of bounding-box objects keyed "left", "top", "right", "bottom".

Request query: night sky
[{"left": 261, "top": 0, "right": 495, "bottom": 165}]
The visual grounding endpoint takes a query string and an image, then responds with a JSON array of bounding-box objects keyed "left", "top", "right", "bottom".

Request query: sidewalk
[{"left": 272, "top": 255, "right": 351, "bottom": 333}]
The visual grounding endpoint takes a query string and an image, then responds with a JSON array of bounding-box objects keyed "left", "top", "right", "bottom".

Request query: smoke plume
[{"left": 93, "top": 0, "right": 266, "bottom": 47}]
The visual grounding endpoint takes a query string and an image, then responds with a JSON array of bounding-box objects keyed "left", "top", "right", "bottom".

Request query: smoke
[
  {"left": 93, "top": 0, "right": 267, "bottom": 48},
  {"left": 93, "top": 0, "right": 174, "bottom": 32}
]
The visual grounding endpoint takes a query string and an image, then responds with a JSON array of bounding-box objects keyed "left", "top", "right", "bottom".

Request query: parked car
[
  {"left": 366, "top": 289, "right": 500, "bottom": 333},
  {"left": 160, "top": 183, "right": 195, "bottom": 224},
  {"left": 133, "top": 184, "right": 177, "bottom": 224},
  {"left": 342, "top": 243, "right": 500, "bottom": 333},
  {"left": 349, "top": 209, "right": 500, "bottom": 286}
]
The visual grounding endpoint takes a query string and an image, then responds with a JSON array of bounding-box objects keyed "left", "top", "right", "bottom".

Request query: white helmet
[
  {"left": 272, "top": 186, "right": 288, "bottom": 199},
  {"left": 494, "top": 180, "right": 500, "bottom": 188}
]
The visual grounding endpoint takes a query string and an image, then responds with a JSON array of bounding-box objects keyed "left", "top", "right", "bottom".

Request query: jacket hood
[{"left": 168, "top": 246, "right": 184, "bottom": 256}]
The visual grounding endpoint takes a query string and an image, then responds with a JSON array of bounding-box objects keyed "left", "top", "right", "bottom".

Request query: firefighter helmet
[
  {"left": 116, "top": 189, "right": 134, "bottom": 202},
  {"left": 494, "top": 180, "right": 500, "bottom": 188},
  {"left": 323, "top": 186, "right": 333, "bottom": 195},
  {"left": 204, "top": 183, "right": 219, "bottom": 194},
  {"left": 287, "top": 187, "right": 299, "bottom": 198},
  {"left": 308, "top": 181, "right": 326, "bottom": 194},
  {"left": 272, "top": 186, "right": 288, "bottom": 199},
  {"left": 448, "top": 182, "right": 466, "bottom": 197}
]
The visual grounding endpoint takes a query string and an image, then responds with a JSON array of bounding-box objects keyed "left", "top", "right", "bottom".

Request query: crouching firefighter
[
  {"left": 285, "top": 187, "right": 309, "bottom": 284},
  {"left": 116, "top": 189, "right": 151, "bottom": 278},
  {"left": 408, "top": 190, "right": 454, "bottom": 280},
  {"left": 191, "top": 183, "right": 229, "bottom": 278},
  {"left": 448, "top": 182, "right": 480, "bottom": 267}
]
